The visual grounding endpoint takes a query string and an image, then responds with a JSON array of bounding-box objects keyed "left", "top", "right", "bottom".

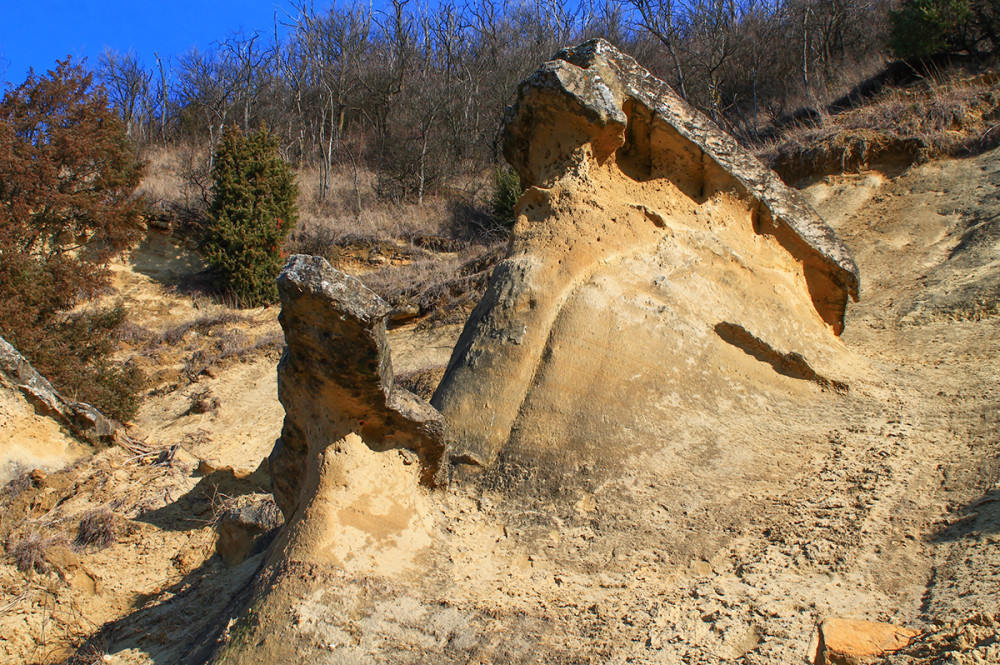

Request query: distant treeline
[{"left": 90, "top": 0, "right": 993, "bottom": 203}]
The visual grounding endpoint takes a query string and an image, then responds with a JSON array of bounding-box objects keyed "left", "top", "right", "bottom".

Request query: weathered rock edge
[
  {"left": 268, "top": 255, "right": 446, "bottom": 519},
  {"left": 0, "top": 335, "right": 119, "bottom": 447},
  {"left": 506, "top": 38, "right": 859, "bottom": 322}
]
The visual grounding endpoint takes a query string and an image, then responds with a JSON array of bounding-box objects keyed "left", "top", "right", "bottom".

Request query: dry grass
[
  {"left": 155, "top": 311, "right": 248, "bottom": 346},
  {"left": 180, "top": 329, "right": 284, "bottom": 380},
  {"left": 6, "top": 530, "right": 68, "bottom": 574},
  {"left": 138, "top": 145, "right": 189, "bottom": 204},
  {"left": 758, "top": 71, "right": 1000, "bottom": 182},
  {"left": 139, "top": 143, "right": 213, "bottom": 235},
  {"left": 1, "top": 468, "right": 32, "bottom": 509},
  {"left": 75, "top": 508, "right": 119, "bottom": 549}
]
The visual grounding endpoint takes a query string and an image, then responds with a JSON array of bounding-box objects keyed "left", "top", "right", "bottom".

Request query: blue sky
[{"left": 0, "top": 0, "right": 292, "bottom": 84}]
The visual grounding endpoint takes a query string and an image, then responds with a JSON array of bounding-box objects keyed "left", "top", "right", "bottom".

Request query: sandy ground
[{"left": 0, "top": 386, "right": 87, "bottom": 485}]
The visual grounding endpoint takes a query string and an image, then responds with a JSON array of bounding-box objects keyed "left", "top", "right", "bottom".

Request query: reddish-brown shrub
[{"left": 0, "top": 59, "right": 146, "bottom": 421}]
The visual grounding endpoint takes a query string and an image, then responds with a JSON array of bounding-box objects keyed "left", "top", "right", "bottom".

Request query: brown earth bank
[{"left": 0, "top": 43, "right": 998, "bottom": 665}]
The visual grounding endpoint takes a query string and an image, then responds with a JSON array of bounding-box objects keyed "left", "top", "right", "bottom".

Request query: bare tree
[
  {"left": 629, "top": 0, "right": 690, "bottom": 99},
  {"left": 218, "top": 31, "right": 277, "bottom": 133},
  {"left": 98, "top": 48, "right": 152, "bottom": 140},
  {"left": 145, "top": 0, "right": 899, "bottom": 213}
]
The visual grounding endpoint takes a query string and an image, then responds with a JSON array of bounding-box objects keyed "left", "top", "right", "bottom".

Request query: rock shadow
[
  {"left": 135, "top": 460, "right": 271, "bottom": 533},
  {"left": 713, "top": 322, "right": 848, "bottom": 392},
  {"left": 62, "top": 548, "right": 265, "bottom": 665},
  {"left": 932, "top": 489, "right": 1000, "bottom": 542},
  {"left": 59, "top": 461, "right": 277, "bottom": 664}
]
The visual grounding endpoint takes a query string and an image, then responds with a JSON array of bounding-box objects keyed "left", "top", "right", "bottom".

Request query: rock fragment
[
  {"left": 214, "top": 493, "right": 283, "bottom": 566},
  {"left": 0, "top": 335, "right": 119, "bottom": 446},
  {"left": 815, "top": 618, "right": 920, "bottom": 665}
]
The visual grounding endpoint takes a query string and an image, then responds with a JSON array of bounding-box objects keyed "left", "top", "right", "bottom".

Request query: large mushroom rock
[
  {"left": 268, "top": 255, "right": 446, "bottom": 520},
  {"left": 432, "top": 38, "right": 860, "bottom": 472}
]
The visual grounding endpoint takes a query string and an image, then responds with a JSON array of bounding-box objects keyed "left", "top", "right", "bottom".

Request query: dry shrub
[
  {"left": 181, "top": 329, "right": 284, "bottom": 380},
  {"left": 187, "top": 387, "right": 221, "bottom": 415},
  {"left": 75, "top": 507, "right": 119, "bottom": 549},
  {"left": 760, "top": 71, "right": 1000, "bottom": 181},
  {"left": 362, "top": 256, "right": 470, "bottom": 306},
  {"left": 283, "top": 221, "right": 342, "bottom": 264},
  {"left": 0, "top": 468, "right": 32, "bottom": 509},
  {"left": 58, "top": 644, "right": 110, "bottom": 665},
  {"left": 395, "top": 366, "right": 447, "bottom": 400},
  {"left": 156, "top": 311, "right": 247, "bottom": 346},
  {"left": 114, "top": 320, "right": 156, "bottom": 345},
  {"left": 361, "top": 245, "right": 503, "bottom": 326},
  {"left": 185, "top": 429, "right": 213, "bottom": 448},
  {"left": 211, "top": 492, "right": 283, "bottom": 528},
  {"left": 6, "top": 530, "right": 66, "bottom": 574}
]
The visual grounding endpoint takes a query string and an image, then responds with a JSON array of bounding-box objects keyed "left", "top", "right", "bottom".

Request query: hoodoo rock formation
[
  {"left": 214, "top": 41, "right": 883, "bottom": 664},
  {"left": 268, "top": 255, "right": 446, "bottom": 520}
]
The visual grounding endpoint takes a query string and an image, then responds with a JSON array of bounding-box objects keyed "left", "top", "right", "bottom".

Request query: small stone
[
  {"left": 215, "top": 494, "right": 284, "bottom": 566},
  {"left": 815, "top": 617, "right": 919, "bottom": 665}
]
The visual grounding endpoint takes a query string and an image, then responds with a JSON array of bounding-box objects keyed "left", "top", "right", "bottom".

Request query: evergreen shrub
[
  {"left": 204, "top": 127, "right": 298, "bottom": 306},
  {"left": 490, "top": 165, "right": 522, "bottom": 230}
]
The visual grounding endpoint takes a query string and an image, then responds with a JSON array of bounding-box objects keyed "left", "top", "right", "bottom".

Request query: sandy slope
[
  {"left": 0, "top": 385, "right": 87, "bottom": 484},
  {"left": 806, "top": 149, "right": 1000, "bottom": 631}
]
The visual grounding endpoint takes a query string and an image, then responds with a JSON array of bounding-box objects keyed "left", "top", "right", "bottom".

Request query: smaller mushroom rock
[{"left": 268, "top": 255, "right": 446, "bottom": 521}]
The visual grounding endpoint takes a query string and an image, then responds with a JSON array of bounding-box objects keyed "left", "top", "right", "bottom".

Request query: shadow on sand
[{"left": 58, "top": 462, "right": 277, "bottom": 665}]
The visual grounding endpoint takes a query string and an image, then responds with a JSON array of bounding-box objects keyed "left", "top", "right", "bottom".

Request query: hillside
[{"left": 1, "top": 43, "right": 999, "bottom": 665}]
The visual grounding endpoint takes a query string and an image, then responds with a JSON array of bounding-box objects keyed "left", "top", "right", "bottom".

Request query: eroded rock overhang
[
  {"left": 504, "top": 38, "right": 859, "bottom": 327},
  {"left": 430, "top": 39, "right": 860, "bottom": 471}
]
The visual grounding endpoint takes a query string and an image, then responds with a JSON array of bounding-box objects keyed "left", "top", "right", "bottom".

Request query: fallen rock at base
[
  {"left": 215, "top": 494, "right": 284, "bottom": 566},
  {"left": 815, "top": 618, "right": 920, "bottom": 665}
]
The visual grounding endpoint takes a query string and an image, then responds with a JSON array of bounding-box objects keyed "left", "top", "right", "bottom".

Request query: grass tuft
[
  {"left": 75, "top": 507, "right": 119, "bottom": 549},
  {"left": 7, "top": 530, "right": 65, "bottom": 574}
]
